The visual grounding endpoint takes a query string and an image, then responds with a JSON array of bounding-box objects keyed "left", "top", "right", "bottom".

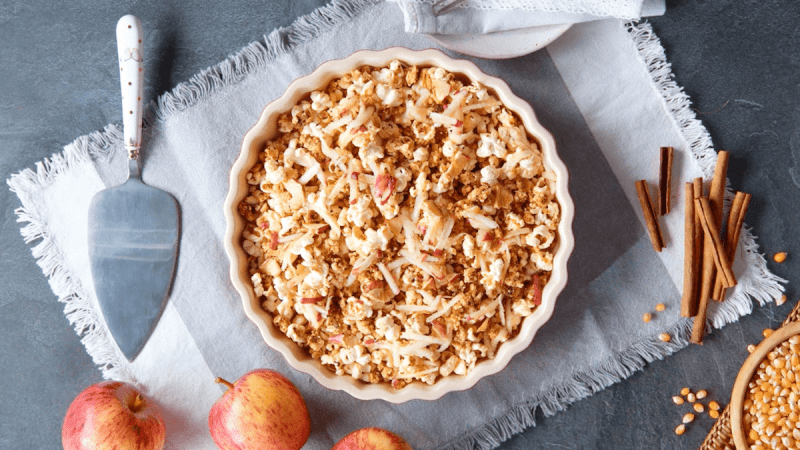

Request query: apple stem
[
  {"left": 215, "top": 377, "right": 235, "bottom": 391},
  {"left": 129, "top": 394, "right": 145, "bottom": 413}
]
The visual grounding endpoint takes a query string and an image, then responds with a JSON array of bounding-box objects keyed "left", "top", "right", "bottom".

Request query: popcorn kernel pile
[
  {"left": 742, "top": 335, "right": 800, "bottom": 449},
  {"left": 238, "top": 61, "right": 560, "bottom": 387}
]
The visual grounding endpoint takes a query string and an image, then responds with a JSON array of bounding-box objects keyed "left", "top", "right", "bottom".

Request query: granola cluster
[{"left": 238, "top": 61, "right": 560, "bottom": 388}]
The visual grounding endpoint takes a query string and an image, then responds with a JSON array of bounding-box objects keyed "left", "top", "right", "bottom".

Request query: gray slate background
[{"left": 1, "top": 1, "right": 799, "bottom": 449}]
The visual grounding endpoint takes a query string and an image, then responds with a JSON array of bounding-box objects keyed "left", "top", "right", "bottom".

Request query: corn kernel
[
  {"left": 675, "top": 424, "right": 686, "bottom": 436},
  {"left": 687, "top": 392, "right": 696, "bottom": 402},
  {"left": 659, "top": 333, "right": 671, "bottom": 342},
  {"left": 655, "top": 303, "right": 666, "bottom": 312},
  {"left": 672, "top": 395, "right": 684, "bottom": 405},
  {"left": 709, "top": 400, "right": 721, "bottom": 411},
  {"left": 773, "top": 252, "right": 787, "bottom": 263},
  {"left": 680, "top": 387, "right": 690, "bottom": 396},
  {"left": 642, "top": 312, "right": 652, "bottom": 323},
  {"left": 682, "top": 413, "right": 695, "bottom": 424},
  {"left": 696, "top": 389, "right": 707, "bottom": 399},
  {"left": 764, "top": 328, "right": 774, "bottom": 338},
  {"left": 777, "top": 294, "right": 788, "bottom": 306},
  {"left": 748, "top": 344, "right": 757, "bottom": 353},
  {"left": 709, "top": 409, "right": 720, "bottom": 419},
  {"left": 694, "top": 403, "right": 705, "bottom": 413}
]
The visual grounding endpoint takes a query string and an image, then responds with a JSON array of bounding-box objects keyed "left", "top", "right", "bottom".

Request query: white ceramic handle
[{"left": 116, "top": 15, "right": 144, "bottom": 160}]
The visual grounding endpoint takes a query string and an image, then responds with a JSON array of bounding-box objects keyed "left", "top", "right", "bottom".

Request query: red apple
[
  {"left": 209, "top": 369, "right": 310, "bottom": 450},
  {"left": 331, "top": 427, "right": 413, "bottom": 450},
  {"left": 62, "top": 381, "right": 165, "bottom": 450}
]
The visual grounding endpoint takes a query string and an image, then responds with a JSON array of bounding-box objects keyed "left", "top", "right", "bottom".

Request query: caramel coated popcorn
[{"left": 238, "top": 61, "right": 560, "bottom": 388}]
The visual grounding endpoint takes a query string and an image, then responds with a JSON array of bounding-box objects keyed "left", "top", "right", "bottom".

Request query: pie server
[{"left": 87, "top": 15, "right": 180, "bottom": 361}]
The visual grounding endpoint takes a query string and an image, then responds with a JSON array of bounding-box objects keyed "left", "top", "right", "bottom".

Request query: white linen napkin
[
  {"left": 391, "top": 0, "right": 666, "bottom": 35},
  {"left": 8, "top": 1, "right": 784, "bottom": 450}
]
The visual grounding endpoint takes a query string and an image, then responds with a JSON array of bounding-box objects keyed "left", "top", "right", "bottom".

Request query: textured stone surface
[{"left": 1, "top": 1, "right": 798, "bottom": 449}]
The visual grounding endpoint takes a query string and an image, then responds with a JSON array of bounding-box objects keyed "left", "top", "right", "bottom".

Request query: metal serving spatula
[{"left": 87, "top": 15, "right": 180, "bottom": 361}]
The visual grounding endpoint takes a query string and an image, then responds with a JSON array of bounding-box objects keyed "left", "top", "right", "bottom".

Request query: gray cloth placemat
[{"left": 7, "top": 1, "right": 785, "bottom": 449}]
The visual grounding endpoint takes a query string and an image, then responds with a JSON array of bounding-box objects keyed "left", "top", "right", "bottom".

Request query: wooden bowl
[{"left": 730, "top": 321, "right": 800, "bottom": 449}]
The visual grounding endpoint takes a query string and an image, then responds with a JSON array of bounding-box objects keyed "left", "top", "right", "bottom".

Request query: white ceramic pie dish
[{"left": 223, "top": 47, "right": 575, "bottom": 403}]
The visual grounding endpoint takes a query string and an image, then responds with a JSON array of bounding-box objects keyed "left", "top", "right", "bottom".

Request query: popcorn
[
  {"left": 251, "top": 272, "right": 264, "bottom": 296},
  {"left": 280, "top": 215, "right": 298, "bottom": 235},
  {"left": 375, "top": 315, "right": 401, "bottom": 341},
  {"left": 480, "top": 165, "right": 501, "bottom": 185},
  {"left": 262, "top": 159, "right": 287, "bottom": 185},
  {"left": 364, "top": 226, "right": 393, "bottom": 253},
  {"left": 412, "top": 146, "right": 428, "bottom": 162},
  {"left": 376, "top": 84, "right": 403, "bottom": 107},
  {"left": 238, "top": 62, "right": 560, "bottom": 388},
  {"left": 276, "top": 299, "right": 294, "bottom": 318},
  {"left": 488, "top": 259, "right": 504, "bottom": 286},
  {"left": 476, "top": 133, "right": 507, "bottom": 159},
  {"left": 527, "top": 224, "right": 555, "bottom": 249},
  {"left": 347, "top": 195, "right": 375, "bottom": 228},
  {"left": 310, "top": 91, "right": 332, "bottom": 112}
]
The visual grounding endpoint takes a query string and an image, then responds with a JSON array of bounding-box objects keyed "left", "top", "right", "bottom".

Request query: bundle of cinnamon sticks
[{"left": 635, "top": 149, "right": 751, "bottom": 344}]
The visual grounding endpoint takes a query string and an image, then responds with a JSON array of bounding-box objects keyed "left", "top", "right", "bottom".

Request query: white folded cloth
[{"left": 390, "top": 0, "right": 666, "bottom": 34}]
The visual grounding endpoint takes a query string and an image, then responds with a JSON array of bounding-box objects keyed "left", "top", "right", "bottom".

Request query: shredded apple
[{"left": 238, "top": 61, "right": 560, "bottom": 388}]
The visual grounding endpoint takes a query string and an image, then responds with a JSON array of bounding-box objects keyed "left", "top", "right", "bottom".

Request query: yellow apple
[
  {"left": 331, "top": 427, "right": 413, "bottom": 450},
  {"left": 209, "top": 369, "right": 310, "bottom": 450},
  {"left": 62, "top": 381, "right": 165, "bottom": 450}
]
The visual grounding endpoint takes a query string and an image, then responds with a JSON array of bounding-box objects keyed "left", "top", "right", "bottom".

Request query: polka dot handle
[{"left": 116, "top": 15, "right": 144, "bottom": 160}]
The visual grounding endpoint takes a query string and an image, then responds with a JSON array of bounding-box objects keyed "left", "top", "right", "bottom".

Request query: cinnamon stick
[
  {"left": 708, "top": 151, "right": 729, "bottom": 226},
  {"left": 692, "top": 178, "right": 704, "bottom": 300},
  {"left": 713, "top": 192, "right": 751, "bottom": 301},
  {"left": 712, "top": 192, "right": 745, "bottom": 300},
  {"left": 635, "top": 180, "right": 664, "bottom": 252},
  {"left": 691, "top": 232, "right": 716, "bottom": 344},
  {"left": 695, "top": 197, "right": 736, "bottom": 288},
  {"left": 707, "top": 151, "right": 729, "bottom": 300},
  {"left": 690, "top": 179, "right": 706, "bottom": 341},
  {"left": 731, "top": 193, "right": 751, "bottom": 258},
  {"left": 681, "top": 182, "right": 698, "bottom": 317},
  {"left": 659, "top": 146, "right": 674, "bottom": 215}
]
